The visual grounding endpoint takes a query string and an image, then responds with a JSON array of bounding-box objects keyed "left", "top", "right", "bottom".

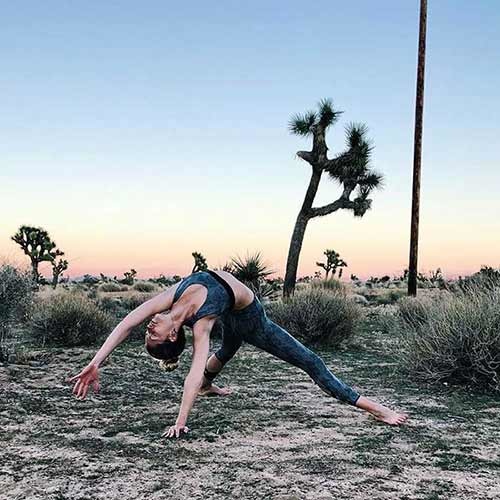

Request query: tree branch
[
  {"left": 310, "top": 198, "right": 355, "bottom": 218},
  {"left": 296, "top": 151, "right": 314, "bottom": 165}
]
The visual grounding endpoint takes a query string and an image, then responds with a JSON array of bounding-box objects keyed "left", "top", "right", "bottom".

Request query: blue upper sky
[{"left": 1, "top": 1, "right": 499, "bottom": 278}]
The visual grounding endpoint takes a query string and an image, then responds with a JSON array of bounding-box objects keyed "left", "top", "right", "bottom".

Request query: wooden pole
[{"left": 408, "top": 0, "right": 428, "bottom": 296}]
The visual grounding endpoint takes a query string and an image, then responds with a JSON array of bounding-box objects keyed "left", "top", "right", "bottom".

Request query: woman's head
[{"left": 145, "top": 313, "right": 186, "bottom": 369}]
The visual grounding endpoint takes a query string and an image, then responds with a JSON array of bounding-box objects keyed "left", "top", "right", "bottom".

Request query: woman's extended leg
[
  {"left": 242, "top": 303, "right": 408, "bottom": 424},
  {"left": 246, "top": 317, "right": 361, "bottom": 405}
]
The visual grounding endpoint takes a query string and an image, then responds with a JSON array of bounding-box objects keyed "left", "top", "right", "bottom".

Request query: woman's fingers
[
  {"left": 72, "top": 379, "right": 82, "bottom": 395},
  {"left": 68, "top": 373, "right": 82, "bottom": 383},
  {"left": 76, "top": 381, "right": 87, "bottom": 399},
  {"left": 92, "top": 380, "right": 100, "bottom": 393}
]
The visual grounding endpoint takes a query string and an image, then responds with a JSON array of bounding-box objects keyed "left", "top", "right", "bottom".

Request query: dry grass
[{"left": 1, "top": 313, "right": 499, "bottom": 499}]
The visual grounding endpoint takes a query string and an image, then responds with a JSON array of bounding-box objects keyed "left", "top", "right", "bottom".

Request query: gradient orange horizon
[
  {"left": 3, "top": 168, "right": 498, "bottom": 282},
  {"left": 2, "top": 212, "right": 497, "bottom": 281}
]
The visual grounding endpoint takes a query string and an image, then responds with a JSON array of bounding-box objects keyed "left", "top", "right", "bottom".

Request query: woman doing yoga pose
[{"left": 70, "top": 269, "right": 408, "bottom": 437}]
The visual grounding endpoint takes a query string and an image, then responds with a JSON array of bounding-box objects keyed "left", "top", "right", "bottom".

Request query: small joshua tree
[
  {"left": 11, "top": 225, "right": 64, "bottom": 285},
  {"left": 121, "top": 268, "right": 137, "bottom": 285},
  {"left": 51, "top": 258, "right": 69, "bottom": 289},
  {"left": 283, "top": 99, "right": 384, "bottom": 297},
  {"left": 191, "top": 252, "right": 208, "bottom": 273},
  {"left": 316, "top": 249, "right": 347, "bottom": 280}
]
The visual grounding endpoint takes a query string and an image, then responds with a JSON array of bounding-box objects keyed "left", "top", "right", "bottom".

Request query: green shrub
[
  {"left": 31, "top": 292, "right": 114, "bottom": 346},
  {"left": 265, "top": 288, "right": 361, "bottom": 348},
  {"left": 391, "top": 283, "right": 500, "bottom": 391},
  {"left": 133, "top": 282, "right": 157, "bottom": 293},
  {"left": 311, "top": 278, "right": 345, "bottom": 293},
  {"left": 99, "top": 282, "right": 128, "bottom": 292},
  {"left": 0, "top": 264, "right": 35, "bottom": 362}
]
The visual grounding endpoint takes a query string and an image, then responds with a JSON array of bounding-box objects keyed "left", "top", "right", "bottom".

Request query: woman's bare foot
[
  {"left": 199, "top": 384, "right": 232, "bottom": 397},
  {"left": 355, "top": 396, "right": 408, "bottom": 426}
]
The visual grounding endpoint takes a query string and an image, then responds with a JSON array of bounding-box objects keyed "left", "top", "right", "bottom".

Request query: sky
[{"left": 1, "top": 1, "right": 499, "bottom": 280}]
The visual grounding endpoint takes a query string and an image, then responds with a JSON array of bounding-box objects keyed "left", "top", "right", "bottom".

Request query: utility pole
[{"left": 408, "top": 0, "right": 428, "bottom": 296}]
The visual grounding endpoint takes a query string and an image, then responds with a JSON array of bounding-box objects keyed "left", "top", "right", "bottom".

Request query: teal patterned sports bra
[{"left": 172, "top": 270, "right": 236, "bottom": 328}]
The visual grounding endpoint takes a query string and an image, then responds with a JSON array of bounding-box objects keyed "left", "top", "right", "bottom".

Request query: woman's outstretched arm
[
  {"left": 69, "top": 286, "right": 179, "bottom": 400},
  {"left": 162, "top": 318, "right": 213, "bottom": 438}
]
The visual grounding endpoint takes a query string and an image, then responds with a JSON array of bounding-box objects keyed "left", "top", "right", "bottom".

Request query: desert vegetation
[
  {"left": 1, "top": 259, "right": 499, "bottom": 499},
  {"left": 2, "top": 233, "right": 499, "bottom": 499}
]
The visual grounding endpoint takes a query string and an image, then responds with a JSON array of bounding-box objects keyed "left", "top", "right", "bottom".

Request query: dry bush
[
  {"left": 265, "top": 288, "right": 361, "bottom": 348},
  {"left": 310, "top": 278, "right": 346, "bottom": 293},
  {"left": 0, "top": 264, "right": 35, "bottom": 362},
  {"left": 99, "top": 282, "right": 128, "bottom": 292},
  {"left": 132, "top": 282, "right": 157, "bottom": 293},
  {"left": 31, "top": 292, "right": 114, "bottom": 346},
  {"left": 391, "top": 283, "right": 500, "bottom": 391}
]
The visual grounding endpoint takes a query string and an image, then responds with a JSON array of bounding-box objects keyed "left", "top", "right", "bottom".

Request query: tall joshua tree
[
  {"left": 283, "top": 99, "right": 384, "bottom": 297},
  {"left": 11, "top": 225, "right": 64, "bottom": 285}
]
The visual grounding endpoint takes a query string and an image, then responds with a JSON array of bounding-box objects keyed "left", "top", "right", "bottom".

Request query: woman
[{"left": 70, "top": 269, "right": 408, "bottom": 438}]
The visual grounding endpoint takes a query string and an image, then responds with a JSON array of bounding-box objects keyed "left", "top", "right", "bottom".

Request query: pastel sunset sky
[{"left": 1, "top": 1, "right": 499, "bottom": 280}]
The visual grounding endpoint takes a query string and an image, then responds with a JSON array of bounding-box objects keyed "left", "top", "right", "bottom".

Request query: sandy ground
[{"left": 1, "top": 314, "right": 499, "bottom": 500}]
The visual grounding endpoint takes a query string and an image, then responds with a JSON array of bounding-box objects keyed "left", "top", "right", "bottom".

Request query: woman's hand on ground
[
  {"left": 162, "top": 423, "right": 190, "bottom": 439},
  {"left": 69, "top": 363, "right": 100, "bottom": 400}
]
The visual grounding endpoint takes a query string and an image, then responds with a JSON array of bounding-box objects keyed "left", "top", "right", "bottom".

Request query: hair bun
[{"left": 159, "top": 357, "right": 179, "bottom": 372}]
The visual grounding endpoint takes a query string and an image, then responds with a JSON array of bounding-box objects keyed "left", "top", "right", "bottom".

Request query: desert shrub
[
  {"left": 391, "top": 283, "right": 500, "bottom": 391},
  {"left": 31, "top": 292, "right": 114, "bottom": 346},
  {"left": 455, "top": 266, "right": 500, "bottom": 293},
  {"left": 120, "top": 293, "right": 156, "bottom": 311},
  {"left": 372, "top": 289, "right": 407, "bottom": 305},
  {"left": 0, "top": 264, "right": 35, "bottom": 362},
  {"left": 97, "top": 292, "right": 157, "bottom": 340},
  {"left": 99, "top": 282, "right": 128, "bottom": 292},
  {"left": 265, "top": 288, "right": 360, "bottom": 348},
  {"left": 133, "top": 281, "right": 157, "bottom": 293},
  {"left": 311, "top": 278, "right": 345, "bottom": 293}
]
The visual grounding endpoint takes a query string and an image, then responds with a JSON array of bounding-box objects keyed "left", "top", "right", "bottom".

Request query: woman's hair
[{"left": 145, "top": 326, "right": 186, "bottom": 372}]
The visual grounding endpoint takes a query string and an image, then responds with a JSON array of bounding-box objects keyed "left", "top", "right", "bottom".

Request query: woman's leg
[
  {"left": 200, "top": 316, "right": 242, "bottom": 396},
  {"left": 246, "top": 318, "right": 361, "bottom": 405},
  {"left": 244, "top": 312, "right": 408, "bottom": 424}
]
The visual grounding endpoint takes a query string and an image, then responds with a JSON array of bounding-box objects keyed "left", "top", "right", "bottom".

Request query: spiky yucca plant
[
  {"left": 230, "top": 252, "right": 276, "bottom": 301},
  {"left": 284, "top": 99, "right": 384, "bottom": 297}
]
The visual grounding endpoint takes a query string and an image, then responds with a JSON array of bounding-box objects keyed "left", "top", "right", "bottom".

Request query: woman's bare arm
[
  {"left": 90, "top": 287, "right": 178, "bottom": 367},
  {"left": 163, "top": 317, "right": 213, "bottom": 438},
  {"left": 70, "top": 285, "right": 180, "bottom": 399}
]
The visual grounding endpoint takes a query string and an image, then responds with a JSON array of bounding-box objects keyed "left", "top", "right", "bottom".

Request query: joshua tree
[
  {"left": 121, "top": 268, "right": 137, "bottom": 285},
  {"left": 191, "top": 252, "right": 208, "bottom": 273},
  {"left": 51, "top": 258, "right": 69, "bottom": 289},
  {"left": 316, "top": 249, "right": 347, "bottom": 280},
  {"left": 283, "top": 99, "right": 384, "bottom": 297},
  {"left": 11, "top": 225, "right": 64, "bottom": 285}
]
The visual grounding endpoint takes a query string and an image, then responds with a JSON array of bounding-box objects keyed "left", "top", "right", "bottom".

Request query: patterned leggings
[{"left": 209, "top": 296, "right": 360, "bottom": 406}]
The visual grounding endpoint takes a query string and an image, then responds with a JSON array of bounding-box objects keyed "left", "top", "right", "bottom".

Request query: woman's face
[{"left": 145, "top": 313, "right": 178, "bottom": 345}]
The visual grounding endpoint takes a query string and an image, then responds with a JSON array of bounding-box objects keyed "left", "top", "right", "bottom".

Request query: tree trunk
[
  {"left": 408, "top": 0, "right": 427, "bottom": 296},
  {"left": 283, "top": 213, "right": 310, "bottom": 297},
  {"left": 283, "top": 168, "right": 322, "bottom": 297},
  {"left": 31, "top": 260, "right": 40, "bottom": 287}
]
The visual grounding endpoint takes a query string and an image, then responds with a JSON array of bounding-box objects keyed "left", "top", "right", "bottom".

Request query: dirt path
[{"left": 1, "top": 320, "right": 499, "bottom": 499}]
